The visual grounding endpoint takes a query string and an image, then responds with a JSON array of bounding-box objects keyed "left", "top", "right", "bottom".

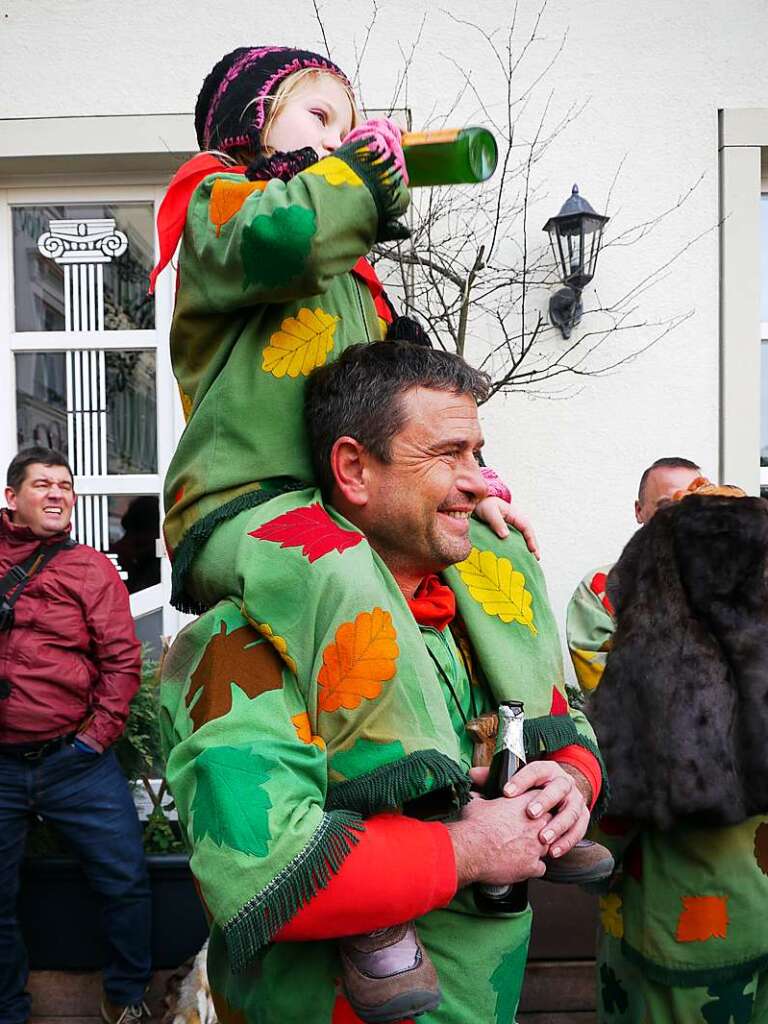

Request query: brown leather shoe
[
  {"left": 339, "top": 922, "right": 442, "bottom": 1023},
  {"left": 542, "top": 839, "right": 614, "bottom": 884}
]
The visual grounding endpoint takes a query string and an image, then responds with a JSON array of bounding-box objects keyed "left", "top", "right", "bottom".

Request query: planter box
[{"left": 19, "top": 853, "right": 209, "bottom": 970}]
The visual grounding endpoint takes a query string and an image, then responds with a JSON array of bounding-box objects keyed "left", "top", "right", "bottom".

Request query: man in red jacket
[{"left": 0, "top": 447, "right": 151, "bottom": 1024}]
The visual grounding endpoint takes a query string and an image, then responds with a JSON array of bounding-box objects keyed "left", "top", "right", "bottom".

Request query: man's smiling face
[
  {"left": 6, "top": 462, "right": 75, "bottom": 538},
  {"left": 360, "top": 386, "right": 488, "bottom": 587}
]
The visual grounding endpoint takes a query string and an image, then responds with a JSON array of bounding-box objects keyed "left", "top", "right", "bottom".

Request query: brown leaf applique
[
  {"left": 185, "top": 621, "right": 283, "bottom": 731},
  {"left": 755, "top": 821, "right": 768, "bottom": 875}
]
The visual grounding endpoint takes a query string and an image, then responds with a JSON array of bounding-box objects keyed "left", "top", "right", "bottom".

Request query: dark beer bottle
[
  {"left": 401, "top": 127, "right": 498, "bottom": 186},
  {"left": 473, "top": 700, "right": 529, "bottom": 914}
]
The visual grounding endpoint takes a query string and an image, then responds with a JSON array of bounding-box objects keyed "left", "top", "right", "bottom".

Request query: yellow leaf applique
[
  {"left": 570, "top": 647, "right": 605, "bottom": 692},
  {"left": 262, "top": 307, "right": 338, "bottom": 379},
  {"left": 178, "top": 385, "right": 193, "bottom": 422},
  {"left": 209, "top": 178, "right": 267, "bottom": 236},
  {"left": 455, "top": 548, "right": 537, "bottom": 634},
  {"left": 241, "top": 611, "right": 298, "bottom": 674},
  {"left": 317, "top": 608, "right": 399, "bottom": 713},
  {"left": 291, "top": 712, "right": 326, "bottom": 750},
  {"left": 304, "top": 156, "right": 363, "bottom": 187},
  {"left": 599, "top": 894, "right": 624, "bottom": 938}
]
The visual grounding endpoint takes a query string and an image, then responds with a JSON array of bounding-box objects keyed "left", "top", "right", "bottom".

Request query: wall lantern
[{"left": 543, "top": 184, "right": 610, "bottom": 339}]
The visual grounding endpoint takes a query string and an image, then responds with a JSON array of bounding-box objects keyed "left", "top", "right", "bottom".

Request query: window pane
[
  {"left": 105, "top": 351, "right": 157, "bottom": 474},
  {"left": 13, "top": 204, "right": 155, "bottom": 332},
  {"left": 108, "top": 494, "right": 161, "bottom": 595},
  {"left": 762, "top": 342, "right": 768, "bottom": 467},
  {"left": 14, "top": 350, "right": 157, "bottom": 475},
  {"left": 133, "top": 608, "right": 164, "bottom": 660},
  {"left": 762, "top": 197, "right": 768, "bottom": 323},
  {"left": 14, "top": 351, "right": 67, "bottom": 452}
]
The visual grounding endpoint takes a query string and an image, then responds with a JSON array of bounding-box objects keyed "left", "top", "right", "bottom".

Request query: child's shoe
[
  {"left": 541, "top": 838, "right": 614, "bottom": 884},
  {"left": 339, "top": 922, "right": 441, "bottom": 1023}
]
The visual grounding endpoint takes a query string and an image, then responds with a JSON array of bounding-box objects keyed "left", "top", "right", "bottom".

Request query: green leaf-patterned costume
[
  {"left": 159, "top": 133, "right": 605, "bottom": 1022},
  {"left": 567, "top": 567, "right": 768, "bottom": 1023}
]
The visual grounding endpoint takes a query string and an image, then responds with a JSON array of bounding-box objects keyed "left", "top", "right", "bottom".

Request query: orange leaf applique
[
  {"left": 185, "top": 622, "right": 283, "bottom": 731},
  {"left": 675, "top": 895, "right": 729, "bottom": 942},
  {"left": 317, "top": 608, "right": 399, "bottom": 713},
  {"left": 209, "top": 178, "right": 267, "bottom": 236},
  {"left": 291, "top": 712, "right": 326, "bottom": 750}
]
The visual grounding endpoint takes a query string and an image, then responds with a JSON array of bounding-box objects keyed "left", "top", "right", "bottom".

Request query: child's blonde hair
[{"left": 246, "top": 68, "right": 359, "bottom": 159}]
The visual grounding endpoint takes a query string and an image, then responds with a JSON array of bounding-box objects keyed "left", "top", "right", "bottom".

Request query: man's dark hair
[
  {"left": 305, "top": 341, "right": 491, "bottom": 496},
  {"left": 637, "top": 457, "right": 700, "bottom": 503},
  {"left": 7, "top": 447, "right": 73, "bottom": 491}
]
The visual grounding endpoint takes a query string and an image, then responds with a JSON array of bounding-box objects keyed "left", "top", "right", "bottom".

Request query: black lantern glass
[{"left": 543, "top": 185, "right": 610, "bottom": 338}]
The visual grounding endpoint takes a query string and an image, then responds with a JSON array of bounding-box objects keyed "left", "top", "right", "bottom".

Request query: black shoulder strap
[{"left": 0, "top": 537, "right": 76, "bottom": 605}]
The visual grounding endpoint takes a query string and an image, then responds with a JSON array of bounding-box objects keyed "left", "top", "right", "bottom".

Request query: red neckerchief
[
  {"left": 407, "top": 574, "right": 456, "bottom": 631},
  {"left": 148, "top": 154, "right": 393, "bottom": 326}
]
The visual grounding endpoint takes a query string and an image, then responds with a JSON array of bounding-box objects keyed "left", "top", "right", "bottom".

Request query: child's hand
[
  {"left": 475, "top": 496, "right": 541, "bottom": 560},
  {"left": 342, "top": 118, "right": 408, "bottom": 186}
]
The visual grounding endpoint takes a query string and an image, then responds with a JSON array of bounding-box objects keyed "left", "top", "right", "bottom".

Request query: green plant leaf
[{"left": 191, "top": 745, "right": 274, "bottom": 857}]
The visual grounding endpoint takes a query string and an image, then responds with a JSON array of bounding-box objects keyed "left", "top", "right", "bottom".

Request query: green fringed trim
[
  {"left": 524, "top": 716, "right": 611, "bottom": 821},
  {"left": 326, "top": 748, "right": 472, "bottom": 817},
  {"left": 524, "top": 714, "right": 579, "bottom": 757},
  {"left": 223, "top": 810, "right": 365, "bottom": 973},
  {"left": 170, "top": 477, "right": 306, "bottom": 614},
  {"left": 621, "top": 941, "right": 768, "bottom": 988}
]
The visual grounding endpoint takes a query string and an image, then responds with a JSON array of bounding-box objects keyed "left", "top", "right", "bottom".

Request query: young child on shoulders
[{"left": 152, "top": 45, "right": 539, "bottom": 1024}]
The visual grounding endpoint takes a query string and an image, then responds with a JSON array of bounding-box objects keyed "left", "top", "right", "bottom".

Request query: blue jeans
[{"left": 0, "top": 743, "right": 152, "bottom": 1024}]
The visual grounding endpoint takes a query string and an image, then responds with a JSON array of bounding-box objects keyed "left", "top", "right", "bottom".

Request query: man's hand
[
  {"left": 502, "top": 761, "right": 591, "bottom": 859},
  {"left": 474, "top": 497, "right": 541, "bottom": 560},
  {"left": 445, "top": 791, "right": 551, "bottom": 888}
]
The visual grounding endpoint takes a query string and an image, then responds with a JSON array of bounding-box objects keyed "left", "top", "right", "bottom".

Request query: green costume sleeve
[
  {"left": 178, "top": 142, "right": 409, "bottom": 316},
  {"left": 160, "top": 598, "right": 365, "bottom": 973},
  {"left": 566, "top": 564, "right": 616, "bottom": 693}
]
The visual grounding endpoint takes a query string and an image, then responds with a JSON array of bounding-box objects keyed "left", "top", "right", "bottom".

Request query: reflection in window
[
  {"left": 14, "top": 352, "right": 67, "bottom": 452},
  {"left": 15, "top": 351, "right": 157, "bottom": 475},
  {"left": 108, "top": 494, "right": 161, "bottom": 595},
  {"left": 12, "top": 204, "right": 155, "bottom": 332},
  {"left": 134, "top": 609, "right": 164, "bottom": 660},
  {"left": 106, "top": 352, "right": 158, "bottom": 474}
]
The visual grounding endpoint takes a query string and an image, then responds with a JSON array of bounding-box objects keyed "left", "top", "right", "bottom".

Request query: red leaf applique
[
  {"left": 249, "top": 503, "right": 364, "bottom": 562},
  {"left": 550, "top": 686, "right": 568, "bottom": 716},
  {"left": 590, "top": 572, "right": 615, "bottom": 616}
]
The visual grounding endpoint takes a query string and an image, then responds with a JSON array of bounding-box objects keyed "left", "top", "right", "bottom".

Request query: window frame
[
  {"left": 0, "top": 155, "right": 190, "bottom": 637},
  {"left": 719, "top": 108, "right": 768, "bottom": 494}
]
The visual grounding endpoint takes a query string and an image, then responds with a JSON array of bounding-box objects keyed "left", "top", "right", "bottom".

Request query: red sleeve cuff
[
  {"left": 546, "top": 744, "right": 602, "bottom": 811},
  {"left": 275, "top": 813, "right": 457, "bottom": 942}
]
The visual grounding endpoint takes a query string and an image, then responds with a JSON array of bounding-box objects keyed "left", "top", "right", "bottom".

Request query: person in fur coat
[{"left": 569, "top": 477, "right": 768, "bottom": 1023}]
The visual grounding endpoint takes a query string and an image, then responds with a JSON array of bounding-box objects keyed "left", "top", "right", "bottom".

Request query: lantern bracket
[{"left": 549, "top": 286, "right": 582, "bottom": 341}]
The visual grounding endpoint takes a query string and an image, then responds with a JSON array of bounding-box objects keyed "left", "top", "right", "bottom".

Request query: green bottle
[{"left": 402, "top": 127, "right": 498, "bottom": 187}]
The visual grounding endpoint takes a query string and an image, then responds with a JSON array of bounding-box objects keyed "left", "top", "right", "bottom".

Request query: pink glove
[
  {"left": 480, "top": 466, "right": 511, "bottom": 503},
  {"left": 342, "top": 118, "right": 409, "bottom": 186}
]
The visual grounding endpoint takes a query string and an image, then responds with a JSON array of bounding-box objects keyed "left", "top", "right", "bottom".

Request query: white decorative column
[{"left": 36, "top": 219, "right": 128, "bottom": 566}]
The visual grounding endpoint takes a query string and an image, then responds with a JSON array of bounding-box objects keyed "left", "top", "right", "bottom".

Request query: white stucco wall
[{"left": 2, "top": 0, "right": 767, "bottom": 661}]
